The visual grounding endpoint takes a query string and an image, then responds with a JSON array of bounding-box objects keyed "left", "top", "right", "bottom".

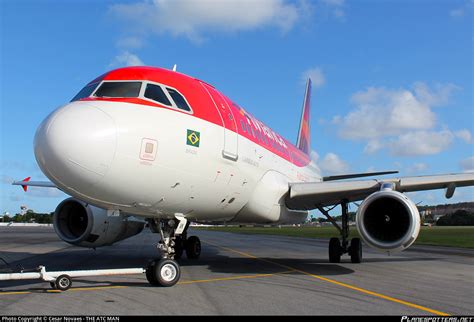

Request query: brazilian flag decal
[{"left": 187, "top": 129, "right": 200, "bottom": 147}]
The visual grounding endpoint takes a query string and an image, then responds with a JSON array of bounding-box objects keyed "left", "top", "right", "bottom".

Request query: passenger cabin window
[
  {"left": 166, "top": 88, "right": 191, "bottom": 112},
  {"left": 71, "top": 82, "right": 99, "bottom": 102},
  {"left": 94, "top": 81, "right": 142, "bottom": 98},
  {"left": 144, "top": 84, "right": 171, "bottom": 106}
]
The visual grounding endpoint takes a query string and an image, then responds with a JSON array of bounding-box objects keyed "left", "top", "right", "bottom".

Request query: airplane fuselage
[{"left": 34, "top": 67, "right": 320, "bottom": 224}]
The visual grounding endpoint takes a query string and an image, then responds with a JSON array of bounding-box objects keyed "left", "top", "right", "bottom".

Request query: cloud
[
  {"left": 412, "top": 82, "right": 460, "bottom": 107},
  {"left": 407, "top": 191, "right": 437, "bottom": 204},
  {"left": 26, "top": 187, "right": 65, "bottom": 199},
  {"left": 109, "top": 0, "right": 302, "bottom": 43},
  {"left": 309, "top": 150, "right": 347, "bottom": 175},
  {"left": 407, "top": 162, "right": 429, "bottom": 174},
  {"left": 0, "top": 161, "right": 31, "bottom": 172},
  {"left": 388, "top": 130, "right": 455, "bottom": 156},
  {"left": 454, "top": 129, "right": 472, "bottom": 144},
  {"left": 110, "top": 51, "right": 145, "bottom": 67},
  {"left": 322, "top": 0, "right": 344, "bottom": 4},
  {"left": 1, "top": 175, "right": 14, "bottom": 185},
  {"left": 333, "top": 82, "right": 470, "bottom": 157},
  {"left": 364, "top": 139, "right": 383, "bottom": 154},
  {"left": 302, "top": 67, "right": 325, "bottom": 88},
  {"left": 450, "top": 1, "right": 473, "bottom": 18},
  {"left": 317, "top": 152, "right": 349, "bottom": 175},
  {"left": 450, "top": 8, "right": 465, "bottom": 17},
  {"left": 116, "top": 36, "right": 144, "bottom": 49},
  {"left": 9, "top": 194, "right": 22, "bottom": 202},
  {"left": 321, "top": 0, "right": 346, "bottom": 19},
  {"left": 339, "top": 85, "right": 439, "bottom": 140},
  {"left": 459, "top": 156, "right": 474, "bottom": 173}
]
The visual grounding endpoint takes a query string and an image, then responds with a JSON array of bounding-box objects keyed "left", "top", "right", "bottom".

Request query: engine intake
[
  {"left": 356, "top": 190, "right": 420, "bottom": 252},
  {"left": 54, "top": 198, "right": 145, "bottom": 248}
]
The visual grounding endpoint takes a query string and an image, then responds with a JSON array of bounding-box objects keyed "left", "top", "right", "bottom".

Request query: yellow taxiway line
[
  {"left": 178, "top": 271, "right": 293, "bottom": 285},
  {"left": 204, "top": 240, "right": 450, "bottom": 316},
  {"left": 0, "top": 271, "right": 291, "bottom": 296},
  {"left": 0, "top": 291, "right": 31, "bottom": 296},
  {"left": 0, "top": 241, "right": 451, "bottom": 316}
]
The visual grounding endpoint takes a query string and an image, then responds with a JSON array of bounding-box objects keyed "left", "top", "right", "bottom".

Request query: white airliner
[{"left": 13, "top": 66, "right": 474, "bottom": 287}]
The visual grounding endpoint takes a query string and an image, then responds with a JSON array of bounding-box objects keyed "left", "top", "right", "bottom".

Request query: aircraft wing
[
  {"left": 12, "top": 177, "right": 57, "bottom": 192},
  {"left": 286, "top": 173, "right": 474, "bottom": 210}
]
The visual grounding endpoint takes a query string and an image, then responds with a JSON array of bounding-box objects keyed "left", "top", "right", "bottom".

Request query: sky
[{"left": 0, "top": 0, "right": 473, "bottom": 215}]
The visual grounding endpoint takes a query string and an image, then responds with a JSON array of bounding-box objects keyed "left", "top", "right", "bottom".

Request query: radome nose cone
[{"left": 34, "top": 102, "right": 116, "bottom": 191}]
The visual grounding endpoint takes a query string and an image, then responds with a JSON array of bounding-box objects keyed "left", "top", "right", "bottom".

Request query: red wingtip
[{"left": 22, "top": 177, "right": 31, "bottom": 192}]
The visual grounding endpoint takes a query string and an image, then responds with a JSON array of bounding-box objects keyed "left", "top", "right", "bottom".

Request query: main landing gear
[
  {"left": 146, "top": 216, "right": 201, "bottom": 287},
  {"left": 318, "top": 200, "right": 362, "bottom": 264}
]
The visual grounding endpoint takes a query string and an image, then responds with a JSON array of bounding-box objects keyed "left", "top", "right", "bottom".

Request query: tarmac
[{"left": 0, "top": 226, "right": 472, "bottom": 315}]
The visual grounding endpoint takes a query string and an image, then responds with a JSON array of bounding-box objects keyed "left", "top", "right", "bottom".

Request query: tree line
[
  {"left": 1, "top": 210, "right": 53, "bottom": 224},
  {"left": 3, "top": 204, "right": 474, "bottom": 226}
]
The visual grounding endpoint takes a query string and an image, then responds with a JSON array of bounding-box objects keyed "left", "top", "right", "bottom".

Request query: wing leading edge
[{"left": 286, "top": 173, "right": 474, "bottom": 210}]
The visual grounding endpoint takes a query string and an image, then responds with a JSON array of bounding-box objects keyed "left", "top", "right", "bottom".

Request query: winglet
[
  {"left": 296, "top": 78, "right": 312, "bottom": 155},
  {"left": 22, "top": 177, "right": 31, "bottom": 192}
]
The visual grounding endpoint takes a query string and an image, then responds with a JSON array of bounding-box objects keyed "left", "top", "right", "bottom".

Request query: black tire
[
  {"left": 55, "top": 274, "right": 72, "bottom": 291},
  {"left": 329, "top": 238, "right": 342, "bottom": 263},
  {"left": 146, "top": 260, "right": 159, "bottom": 286},
  {"left": 349, "top": 238, "right": 362, "bottom": 264},
  {"left": 50, "top": 282, "right": 56, "bottom": 289},
  {"left": 153, "top": 259, "right": 181, "bottom": 287},
  {"left": 185, "top": 236, "right": 201, "bottom": 259}
]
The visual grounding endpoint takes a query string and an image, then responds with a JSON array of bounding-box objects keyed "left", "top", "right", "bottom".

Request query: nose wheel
[
  {"left": 146, "top": 259, "right": 181, "bottom": 287},
  {"left": 319, "top": 200, "right": 363, "bottom": 264}
]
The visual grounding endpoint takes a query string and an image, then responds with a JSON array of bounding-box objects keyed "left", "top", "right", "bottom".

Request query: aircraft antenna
[{"left": 172, "top": 64, "right": 177, "bottom": 72}]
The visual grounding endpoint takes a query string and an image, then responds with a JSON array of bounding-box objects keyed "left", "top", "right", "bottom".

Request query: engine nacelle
[
  {"left": 53, "top": 198, "right": 145, "bottom": 248},
  {"left": 356, "top": 190, "right": 420, "bottom": 252}
]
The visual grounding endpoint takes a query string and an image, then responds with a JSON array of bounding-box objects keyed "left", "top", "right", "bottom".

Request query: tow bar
[{"left": 0, "top": 266, "right": 145, "bottom": 291}]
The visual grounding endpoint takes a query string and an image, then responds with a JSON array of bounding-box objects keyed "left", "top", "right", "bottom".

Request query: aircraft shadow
[{"left": 0, "top": 244, "right": 441, "bottom": 292}]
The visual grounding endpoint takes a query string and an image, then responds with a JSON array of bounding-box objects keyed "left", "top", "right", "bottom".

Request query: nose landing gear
[{"left": 146, "top": 216, "right": 201, "bottom": 287}]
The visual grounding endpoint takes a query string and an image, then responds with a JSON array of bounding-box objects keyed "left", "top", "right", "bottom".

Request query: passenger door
[{"left": 201, "top": 83, "right": 238, "bottom": 161}]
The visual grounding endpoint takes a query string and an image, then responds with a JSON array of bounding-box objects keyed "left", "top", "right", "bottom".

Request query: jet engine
[
  {"left": 53, "top": 198, "right": 145, "bottom": 248},
  {"left": 356, "top": 190, "right": 420, "bottom": 252}
]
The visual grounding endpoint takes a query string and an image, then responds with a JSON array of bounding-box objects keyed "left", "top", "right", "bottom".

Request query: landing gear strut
[
  {"left": 318, "top": 200, "right": 362, "bottom": 264},
  {"left": 146, "top": 216, "right": 201, "bottom": 287}
]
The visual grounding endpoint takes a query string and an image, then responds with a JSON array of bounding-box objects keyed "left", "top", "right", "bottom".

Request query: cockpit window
[
  {"left": 71, "top": 82, "right": 99, "bottom": 102},
  {"left": 144, "top": 84, "right": 171, "bottom": 106},
  {"left": 166, "top": 88, "right": 191, "bottom": 111},
  {"left": 94, "top": 81, "right": 142, "bottom": 98}
]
